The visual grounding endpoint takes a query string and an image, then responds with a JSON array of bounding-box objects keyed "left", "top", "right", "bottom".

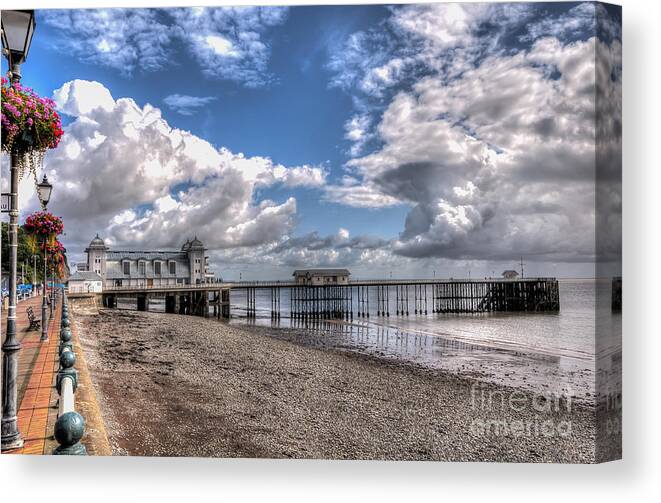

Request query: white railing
[{"left": 53, "top": 292, "right": 87, "bottom": 455}]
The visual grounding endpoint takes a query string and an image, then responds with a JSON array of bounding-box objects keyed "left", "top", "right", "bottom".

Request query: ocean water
[
  {"left": 227, "top": 279, "right": 621, "bottom": 404},
  {"left": 119, "top": 279, "right": 620, "bottom": 404}
]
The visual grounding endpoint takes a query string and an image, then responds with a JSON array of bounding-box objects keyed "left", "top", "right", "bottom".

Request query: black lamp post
[
  {"left": 36, "top": 175, "right": 52, "bottom": 342},
  {"left": 50, "top": 254, "right": 56, "bottom": 316},
  {"left": 1, "top": 9, "right": 36, "bottom": 451}
]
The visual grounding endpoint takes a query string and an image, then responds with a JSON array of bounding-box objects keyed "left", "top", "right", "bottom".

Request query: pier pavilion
[
  {"left": 78, "top": 235, "right": 213, "bottom": 289},
  {"left": 293, "top": 269, "right": 350, "bottom": 285}
]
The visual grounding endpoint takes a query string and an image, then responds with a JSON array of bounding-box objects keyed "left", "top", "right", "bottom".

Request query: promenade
[
  {"left": 1, "top": 295, "right": 110, "bottom": 455},
  {"left": 1, "top": 295, "right": 60, "bottom": 454}
]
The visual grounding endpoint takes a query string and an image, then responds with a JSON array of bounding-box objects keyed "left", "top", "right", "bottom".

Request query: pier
[{"left": 90, "top": 277, "right": 560, "bottom": 320}]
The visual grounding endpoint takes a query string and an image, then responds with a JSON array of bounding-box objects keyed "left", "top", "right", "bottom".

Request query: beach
[{"left": 72, "top": 304, "right": 601, "bottom": 462}]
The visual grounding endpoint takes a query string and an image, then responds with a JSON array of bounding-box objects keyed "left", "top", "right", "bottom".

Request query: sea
[
  {"left": 226, "top": 278, "right": 621, "bottom": 405},
  {"left": 119, "top": 278, "right": 621, "bottom": 405}
]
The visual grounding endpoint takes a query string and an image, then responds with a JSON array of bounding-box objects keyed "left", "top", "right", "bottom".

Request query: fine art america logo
[{"left": 469, "top": 383, "right": 574, "bottom": 438}]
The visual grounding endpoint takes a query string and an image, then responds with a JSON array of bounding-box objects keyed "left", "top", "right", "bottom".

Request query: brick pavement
[{"left": 2, "top": 294, "right": 61, "bottom": 454}]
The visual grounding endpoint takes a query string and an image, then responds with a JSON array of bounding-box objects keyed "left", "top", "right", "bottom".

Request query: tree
[{"left": 0, "top": 222, "right": 68, "bottom": 283}]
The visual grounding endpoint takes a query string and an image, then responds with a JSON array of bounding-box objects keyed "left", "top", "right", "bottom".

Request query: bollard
[
  {"left": 53, "top": 411, "right": 87, "bottom": 455},
  {"left": 59, "top": 328, "right": 73, "bottom": 354},
  {"left": 61, "top": 317, "right": 70, "bottom": 328},
  {"left": 56, "top": 351, "right": 78, "bottom": 393}
]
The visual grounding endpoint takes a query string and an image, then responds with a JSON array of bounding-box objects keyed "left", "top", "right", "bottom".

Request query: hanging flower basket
[
  {"left": 23, "top": 211, "right": 64, "bottom": 239},
  {"left": 1, "top": 77, "right": 63, "bottom": 179},
  {"left": 44, "top": 239, "right": 67, "bottom": 277},
  {"left": 42, "top": 237, "right": 65, "bottom": 254}
]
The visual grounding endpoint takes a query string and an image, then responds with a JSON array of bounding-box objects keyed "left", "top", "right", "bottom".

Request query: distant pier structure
[{"left": 95, "top": 268, "right": 560, "bottom": 320}]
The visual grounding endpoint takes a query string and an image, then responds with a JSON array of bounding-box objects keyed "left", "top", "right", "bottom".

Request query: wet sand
[{"left": 74, "top": 306, "right": 600, "bottom": 462}]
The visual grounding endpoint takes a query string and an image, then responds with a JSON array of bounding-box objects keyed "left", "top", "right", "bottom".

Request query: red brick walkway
[{"left": 2, "top": 294, "right": 61, "bottom": 454}]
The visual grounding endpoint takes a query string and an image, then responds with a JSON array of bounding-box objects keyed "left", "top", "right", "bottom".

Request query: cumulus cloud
[
  {"left": 41, "top": 7, "right": 288, "bottom": 86},
  {"left": 40, "top": 80, "right": 324, "bottom": 266},
  {"left": 53, "top": 79, "right": 115, "bottom": 116},
  {"left": 346, "top": 37, "right": 603, "bottom": 261},
  {"left": 163, "top": 94, "right": 217, "bottom": 116},
  {"left": 326, "top": 2, "right": 621, "bottom": 265}
]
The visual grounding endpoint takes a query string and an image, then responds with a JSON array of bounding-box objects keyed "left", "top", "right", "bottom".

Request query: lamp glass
[
  {"left": 36, "top": 175, "right": 53, "bottom": 207},
  {"left": 1, "top": 10, "right": 35, "bottom": 62}
]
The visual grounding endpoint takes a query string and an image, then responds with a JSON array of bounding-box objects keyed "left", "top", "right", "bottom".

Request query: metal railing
[
  {"left": 53, "top": 291, "right": 87, "bottom": 455},
  {"left": 100, "top": 277, "right": 559, "bottom": 293}
]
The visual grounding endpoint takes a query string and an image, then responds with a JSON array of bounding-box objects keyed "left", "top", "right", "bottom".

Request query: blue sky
[
  {"left": 18, "top": 5, "right": 407, "bottom": 239},
  {"left": 3, "top": 3, "right": 621, "bottom": 279}
]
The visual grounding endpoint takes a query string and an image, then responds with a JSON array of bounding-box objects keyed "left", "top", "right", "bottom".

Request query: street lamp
[
  {"left": 36, "top": 174, "right": 54, "bottom": 335},
  {"left": 36, "top": 175, "right": 52, "bottom": 209},
  {"left": 1, "top": 10, "right": 35, "bottom": 82},
  {"left": 1, "top": 9, "right": 36, "bottom": 451},
  {"left": 36, "top": 176, "right": 52, "bottom": 342}
]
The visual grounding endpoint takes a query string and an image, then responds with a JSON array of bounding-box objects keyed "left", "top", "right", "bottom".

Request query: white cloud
[
  {"left": 42, "top": 81, "right": 323, "bottom": 263},
  {"left": 322, "top": 3, "right": 621, "bottom": 266},
  {"left": 205, "top": 35, "right": 240, "bottom": 57},
  {"left": 169, "top": 6, "right": 288, "bottom": 87},
  {"left": 323, "top": 176, "right": 401, "bottom": 209},
  {"left": 53, "top": 79, "right": 115, "bottom": 116},
  {"left": 343, "top": 114, "right": 372, "bottom": 156},
  {"left": 522, "top": 2, "right": 600, "bottom": 43},
  {"left": 41, "top": 7, "right": 288, "bottom": 86},
  {"left": 42, "top": 9, "right": 172, "bottom": 75},
  {"left": 154, "top": 194, "right": 179, "bottom": 213},
  {"left": 163, "top": 94, "right": 217, "bottom": 116},
  {"left": 275, "top": 165, "right": 327, "bottom": 188},
  {"left": 393, "top": 3, "right": 489, "bottom": 52},
  {"left": 342, "top": 36, "right": 613, "bottom": 262},
  {"left": 360, "top": 57, "right": 411, "bottom": 96}
]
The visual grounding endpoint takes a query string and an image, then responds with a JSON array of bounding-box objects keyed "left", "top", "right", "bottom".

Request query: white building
[
  {"left": 293, "top": 269, "right": 351, "bottom": 286},
  {"left": 68, "top": 271, "right": 103, "bottom": 293},
  {"left": 83, "top": 235, "right": 212, "bottom": 288}
]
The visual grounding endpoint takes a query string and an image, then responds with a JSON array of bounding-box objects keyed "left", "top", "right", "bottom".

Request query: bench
[{"left": 26, "top": 306, "right": 41, "bottom": 331}]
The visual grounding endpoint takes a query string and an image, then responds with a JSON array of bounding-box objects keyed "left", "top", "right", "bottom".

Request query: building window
[
  {"left": 169, "top": 261, "right": 176, "bottom": 275},
  {"left": 123, "top": 262, "right": 130, "bottom": 275},
  {"left": 154, "top": 262, "right": 162, "bottom": 275},
  {"left": 138, "top": 262, "right": 145, "bottom": 275}
]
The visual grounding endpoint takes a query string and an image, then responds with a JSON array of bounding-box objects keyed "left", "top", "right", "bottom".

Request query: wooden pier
[{"left": 98, "top": 278, "right": 559, "bottom": 320}]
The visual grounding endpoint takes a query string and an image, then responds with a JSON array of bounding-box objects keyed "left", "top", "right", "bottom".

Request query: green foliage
[{"left": 1, "top": 222, "right": 66, "bottom": 283}]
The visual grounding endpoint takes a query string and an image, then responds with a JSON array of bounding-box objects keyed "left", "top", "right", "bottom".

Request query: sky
[{"left": 1, "top": 2, "right": 622, "bottom": 280}]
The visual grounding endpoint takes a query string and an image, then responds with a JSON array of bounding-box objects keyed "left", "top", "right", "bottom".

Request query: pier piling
[{"left": 99, "top": 277, "right": 560, "bottom": 321}]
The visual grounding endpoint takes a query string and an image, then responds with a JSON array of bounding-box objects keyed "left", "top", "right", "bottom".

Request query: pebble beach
[{"left": 73, "top": 306, "right": 600, "bottom": 462}]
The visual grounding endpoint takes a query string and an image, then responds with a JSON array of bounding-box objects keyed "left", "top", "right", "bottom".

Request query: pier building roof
[
  {"left": 105, "top": 250, "right": 188, "bottom": 261},
  {"left": 69, "top": 271, "right": 103, "bottom": 281},
  {"left": 293, "top": 269, "right": 351, "bottom": 277}
]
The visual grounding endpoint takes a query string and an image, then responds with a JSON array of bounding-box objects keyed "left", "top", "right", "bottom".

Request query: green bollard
[{"left": 53, "top": 412, "right": 87, "bottom": 455}]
